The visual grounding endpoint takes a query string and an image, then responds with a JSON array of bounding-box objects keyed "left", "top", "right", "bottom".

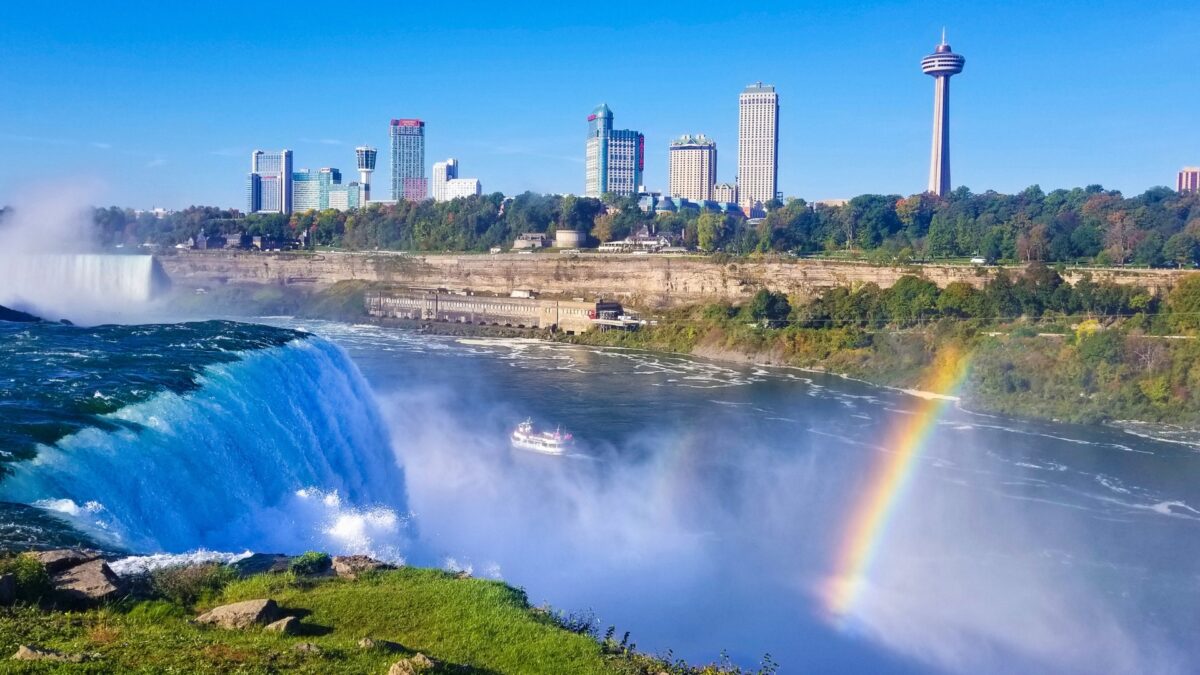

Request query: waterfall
[{"left": 0, "top": 253, "right": 166, "bottom": 322}]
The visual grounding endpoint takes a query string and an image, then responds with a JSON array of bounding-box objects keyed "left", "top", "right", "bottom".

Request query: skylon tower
[{"left": 922, "top": 30, "right": 965, "bottom": 197}]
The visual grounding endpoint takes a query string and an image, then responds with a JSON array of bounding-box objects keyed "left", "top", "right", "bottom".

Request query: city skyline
[{"left": 1, "top": 2, "right": 1198, "bottom": 209}]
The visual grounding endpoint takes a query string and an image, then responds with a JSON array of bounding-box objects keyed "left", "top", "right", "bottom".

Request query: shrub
[
  {"left": 289, "top": 551, "right": 332, "bottom": 576},
  {"left": 150, "top": 563, "right": 237, "bottom": 605},
  {"left": 0, "top": 554, "right": 51, "bottom": 603}
]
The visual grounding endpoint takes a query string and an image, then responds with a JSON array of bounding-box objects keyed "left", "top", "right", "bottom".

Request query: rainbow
[{"left": 823, "top": 347, "right": 972, "bottom": 622}]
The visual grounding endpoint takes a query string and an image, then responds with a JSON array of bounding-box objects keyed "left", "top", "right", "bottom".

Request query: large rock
[
  {"left": 388, "top": 653, "right": 436, "bottom": 675},
  {"left": 23, "top": 549, "right": 101, "bottom": 575},
  {"left": 0, "top": 574, "right": 14, "bottom": 605},
  {"left": 11, "top": 645, "right": 88, "bottom": 663},
  {"left": 195, "top": 599, "right": 282, "bottom": 630},
  {"left": 230, "top": 553, "right": 292, "bottom": 577},
  {"left": 51, "top": 559, "right": 124, "bottom": 603},
  {"left": 332, "top": 555, "right": 393, "bottom": 580},
  {"left": 264, "top": 616, "right": 300, "bottom": 635}
]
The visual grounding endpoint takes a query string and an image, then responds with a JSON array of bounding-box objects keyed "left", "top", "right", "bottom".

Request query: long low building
[{"left": 365, "top": 289, "right": 623, "bottom": 334}]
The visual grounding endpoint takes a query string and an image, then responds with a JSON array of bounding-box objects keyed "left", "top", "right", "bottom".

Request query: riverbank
[
  {"left": 561, "top": 307, "right": 1200, "bottom": 427},
  {"left": 0, "top": 550, "right": 760, "bottom": 675}
]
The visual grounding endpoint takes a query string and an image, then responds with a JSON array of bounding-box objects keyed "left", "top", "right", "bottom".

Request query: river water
[
  {"left": 2, "top": 315, "right": 1197, "bottom": 673},
  {"left": 292, "top": 320, "right": 1200, "bottom": 674}
]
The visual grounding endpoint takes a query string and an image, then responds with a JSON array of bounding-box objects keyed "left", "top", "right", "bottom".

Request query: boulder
[
  {"left": 230, "top": 553, "right": 292, "bottom": 577},
  {"left": 294, "top": 642, "right": 323, "bottom": 655},
  {"left": 357, "top": 637, "right": 405, "bottom": 652},
  {"left": 11, "top": 645, "right": 88, "bottom": 663},
  {"left": 23, "top": 549, "right": 100, "bottom": 575},
  {"left": 264, "top": 616, "right": 300, "bottom": 635},
  {"left": 0, "top": 574, "right": 14, "bottom": 605},
  {"left": 332, "top": 555, "right": 393, "bottom": 580},
  {"left": 195, "top": 599, "right": 282, "bottom": 630},
  {"left": 51, "top": 559, "right": 124, "bottom": 603},
  {"left": 388, "top": 653, "right": 436, "bottom": 675}
]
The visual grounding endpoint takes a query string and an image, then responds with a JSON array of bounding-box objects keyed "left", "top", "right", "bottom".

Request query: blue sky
[{"left": 1, "top": 1, "right": 1197, "bottom": 209}]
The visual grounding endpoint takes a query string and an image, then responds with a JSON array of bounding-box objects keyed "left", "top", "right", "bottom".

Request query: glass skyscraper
[
  {"left": 247, "top": 149, "right": 293, "bottom": 214},
  {"left": 293, "top": 168, "right": 342, "bottom": 212},
  {"left": 584, "top": 104, "right": 643, "bottom": 198},
  {"left": 389, "top": 119, "right": 426, "bottom": 201}
]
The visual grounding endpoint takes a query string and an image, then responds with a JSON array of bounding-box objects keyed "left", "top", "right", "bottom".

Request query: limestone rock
[
  {"left": 388, "top": 653, "right": 436, "bottom": 674},
  {"left": 23, "top": 549, "right": 100, "bottom": 575},
  {"left": 51, "top": 559, "right": 124, "bottom": 603},
  {"left": 11, "top": 645, "right": 88, "bottom": 663},
  {"left": 358, "top": 637, "right": 405, "bottom": 652},
  {"left": 0, "top": 574, "right": 14, "bottom": 605},
  {"left": 195, "top": 598, "right": 282, "bottom": 630},
  {"left": 264, "top": 616, "right": 300, "bottom": 635},
  {"left": 294, "top": 642, "right": 323, "bottom": 655},
  {"left": 230, "top": 553, "right": 292, "bottom": 576},
  {"left": 332, "top": 555, "right": 393, "bottom": 580}
]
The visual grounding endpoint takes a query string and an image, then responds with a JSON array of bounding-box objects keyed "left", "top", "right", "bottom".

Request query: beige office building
[
  {"left": 737, "top": 82, "right": 779, "bottom": 208},
  {"left": 668, "top": 134, "right": 717, "bottom": 201}
]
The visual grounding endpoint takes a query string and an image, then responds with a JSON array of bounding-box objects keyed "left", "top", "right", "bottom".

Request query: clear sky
[{"left": 1, "top": 1, "right": 1197, "bottom": 210}]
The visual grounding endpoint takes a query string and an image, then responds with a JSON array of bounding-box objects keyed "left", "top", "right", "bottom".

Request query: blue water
[
  {"left": 2, "top": 315, "right": 1199, "bottom": 674},
  {"left": 0, "top": 320, "right": 409, "bottom": 558}
]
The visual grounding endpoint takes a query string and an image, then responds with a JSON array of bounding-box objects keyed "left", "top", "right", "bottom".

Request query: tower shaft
[{"left": 928, "top": 75, "right": 952, "bottom": 196}]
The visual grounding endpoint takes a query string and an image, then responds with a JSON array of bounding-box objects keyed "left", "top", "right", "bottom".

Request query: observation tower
[{"left": 921, "top": 30, "right": 965, "bottom": 197}]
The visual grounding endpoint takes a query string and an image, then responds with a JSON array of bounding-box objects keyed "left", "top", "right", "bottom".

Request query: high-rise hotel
[
  {"left": 668, "top": 134, "right": 717, "bottom": 202},
  {"left": 737, "top": 83, "right": 779, "bottom": 208},
  {"left": 247, "top": 149, "right": 293, "bottom": 214},
  {"left": 390, "top": 119, "right": 427, "bottom": 201},
  {"left": 1179, "top": 167, "right": 1200, "bottom": 194},
  {"left": 585, "top": 104, "right": 644, "bottom": 198}
]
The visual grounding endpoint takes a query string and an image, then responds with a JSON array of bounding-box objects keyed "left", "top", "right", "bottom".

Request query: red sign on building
[{"left": 390, "top": 119, "right": 424, "bottom": 127}]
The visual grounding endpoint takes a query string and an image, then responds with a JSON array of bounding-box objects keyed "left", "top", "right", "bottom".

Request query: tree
[
  {"left": 885, "top": 275, "right": 940, "bottom": 327},
  {"left": 1163, "top": 233, "right": 1199, "bottom": 268},
  {"left": 591, "top": 213, "right": 616, "bottom": 243},
  {"left": 1167, "top": 274, "right": 1200, "bottom": 332},
  {"left": 745, "top": 289, "right": 791, "bottom": 324},
  {"left": 937, "top": 281, "right": 986, "bottom": 318},
  {"left": 697, "top": 212, "right": 725, "bottom": 252}
]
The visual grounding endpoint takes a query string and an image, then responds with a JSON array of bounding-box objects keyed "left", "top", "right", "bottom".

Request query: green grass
[{"left": 0, "top": 568, "right": 630, "bottom": 674}]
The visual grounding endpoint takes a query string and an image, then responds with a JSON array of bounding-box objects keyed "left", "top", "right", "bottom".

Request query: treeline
[
  {"left": 792, "top": 264, "right": 1161, "bottom": 330},
  {"left": 58, "top": 184, "right": 1200, "bottom": 266},
  {"left": 576, "top": 272, "right": 1200, "bottom": 424}
]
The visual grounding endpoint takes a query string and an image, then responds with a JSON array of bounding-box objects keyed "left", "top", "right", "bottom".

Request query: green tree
[
  {"left": 1167, "top": 274, "right": 1200, "bottom": 332},
  {"left": 697, "top": 211, "right": 725, "bottom": 252},
  {"left": 745, "top": 289, "right": 791, "bottom": 324},
  {"left": 885, "top": 275, "right": 940, "bottom": 327}
]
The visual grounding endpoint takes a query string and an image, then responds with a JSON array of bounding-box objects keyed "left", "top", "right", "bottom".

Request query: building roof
[{"left": 742, "top": 82, "right": 775, "bottom": 94}]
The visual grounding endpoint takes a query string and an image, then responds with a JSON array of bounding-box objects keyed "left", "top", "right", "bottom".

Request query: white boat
[{"left": 510, "top": 418, "right": 572, "bottom": 455}]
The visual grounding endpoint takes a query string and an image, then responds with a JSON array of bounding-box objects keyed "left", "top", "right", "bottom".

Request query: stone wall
[{"left": 157, "top": 251, "right": 1187, "bottom": 309}]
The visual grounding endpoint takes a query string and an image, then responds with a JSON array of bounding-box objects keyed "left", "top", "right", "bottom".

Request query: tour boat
[{"left": 511, "top": 418, "right": 572, "bottom": 455}]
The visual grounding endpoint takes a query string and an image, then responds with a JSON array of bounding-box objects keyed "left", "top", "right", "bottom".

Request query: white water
[
  {"left": 0, "top": 253, "right": 161, "bottom": 321},
  {"left": 0, "top": 337, "right": 411, "bottom": 561}
]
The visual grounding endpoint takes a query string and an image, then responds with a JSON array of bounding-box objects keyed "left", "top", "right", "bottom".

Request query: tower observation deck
[{"left": 922, "top": 32, "right": 965, "bottom": 197}]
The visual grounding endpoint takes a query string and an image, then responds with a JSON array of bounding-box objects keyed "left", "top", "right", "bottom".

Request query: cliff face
[{"left": 156, "top": 251, "right": 1181, "bottom": 308}]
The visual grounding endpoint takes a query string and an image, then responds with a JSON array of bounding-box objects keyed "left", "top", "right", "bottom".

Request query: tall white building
[
  {"left": 432, "top": 159, "right": 459, "bottom": 202},
  {"left": 431, "top": 158, "right": 482, "bottom": 202},
  {"left": 737, "top": 83, "right": 779, "bottom": 208},
  {"left": 668, "top": 134, "right": 717, "bottom": 202},
  {"left": 444, "top": 178, "right": 481, "bottom": 200}
]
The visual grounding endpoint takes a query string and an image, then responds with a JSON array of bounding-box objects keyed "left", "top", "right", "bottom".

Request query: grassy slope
[{"left": 0, "top": 568, "right": 626, "bottom": 674}]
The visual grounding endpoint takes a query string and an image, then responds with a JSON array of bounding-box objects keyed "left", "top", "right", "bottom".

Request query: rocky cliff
[{"left": 157, "top": 250, "right": 1182, "bottom": 308}]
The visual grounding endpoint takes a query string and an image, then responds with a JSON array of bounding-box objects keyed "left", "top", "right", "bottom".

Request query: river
[
  {"left": 290, "top": 320, "right": 1200, "bottom": 674},
  {"left": 2, "top": 315, "right": 1197, "bottom": 673}
]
